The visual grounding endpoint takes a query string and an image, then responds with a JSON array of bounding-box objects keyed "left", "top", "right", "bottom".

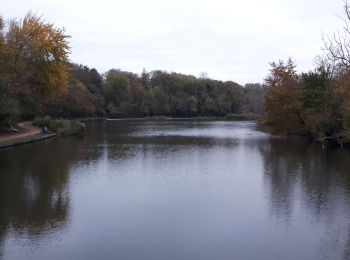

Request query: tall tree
[
  {"left": 262, "top": 59, "right": 304, "bottom": 134},
  {"left": 300, "top": 67, "right": 338, "bottom": 137},
  {"left": 5, "top": 13, "right": 70, "bottom": 105}
]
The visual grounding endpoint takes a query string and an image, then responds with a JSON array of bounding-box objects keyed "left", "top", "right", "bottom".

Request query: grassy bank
[
  {"left": 33, "top": 117, "right": 86, "bottom": 137},
  {"left": 0, "top": 118, "right": 86, "bottom": 150}
]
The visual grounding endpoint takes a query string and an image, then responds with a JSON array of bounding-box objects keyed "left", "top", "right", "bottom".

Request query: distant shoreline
[
  {"left": 0, "top": 115, "right": 259, "bottom": 150},
  {"left": 105, "top": 114, "right": 260, "bottom": 121}
]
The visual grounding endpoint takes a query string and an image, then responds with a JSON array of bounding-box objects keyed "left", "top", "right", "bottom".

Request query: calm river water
[{"left": 1, "top": 120, "right": 350, "bottom": 260}]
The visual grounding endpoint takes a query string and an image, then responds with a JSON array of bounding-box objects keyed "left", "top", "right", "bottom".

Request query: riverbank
[
  {"left": 0, "top": 122, "right": 57, "bottom": 149},
  {"left": 0, "top": 133, "right": 57, "bottom": 149},
  {"left": 33, "top": 117, "right": 86, "bottom": 137},
  {"left": 0, "top": 118, "right": 87, "bottom": 150}
]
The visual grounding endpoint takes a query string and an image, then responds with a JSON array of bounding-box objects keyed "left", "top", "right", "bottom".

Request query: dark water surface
[{"left": 1, "top": 120, "right": 350, "bottom": 260}]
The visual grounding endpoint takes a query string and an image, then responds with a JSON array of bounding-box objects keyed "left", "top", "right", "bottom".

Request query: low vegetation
[{"left": 33, "top": 117, "right": 85, "bottom": 137}]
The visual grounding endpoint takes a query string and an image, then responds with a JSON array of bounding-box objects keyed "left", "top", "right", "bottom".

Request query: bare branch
[{"left": 322, "top": 1, "right": 350, "bottom": 69}]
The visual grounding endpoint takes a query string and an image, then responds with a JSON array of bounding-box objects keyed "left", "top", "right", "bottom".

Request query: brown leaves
[{"left": 262, "top": 59, "right": 304, "bottom": 134}]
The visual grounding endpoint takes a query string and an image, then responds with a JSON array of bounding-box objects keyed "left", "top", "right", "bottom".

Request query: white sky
[{"left": 1, "top": 0, "right": 346, "bottom": 84}]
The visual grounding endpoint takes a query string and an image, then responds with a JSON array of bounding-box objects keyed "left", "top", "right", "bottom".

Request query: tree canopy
[
  {"left": 260, "top": 2, "right": 350, "bottom": 144},
  {"left": 0, "top": 13, "right": 265, "bottom": 127}
]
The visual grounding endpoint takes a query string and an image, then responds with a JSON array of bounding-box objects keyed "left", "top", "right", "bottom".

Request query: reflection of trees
[
  {"left": 261, "top": 139, "right": 303, "bottom": 221},
  {"left": 0, "top": 135, "right": 102, "bottom": 255},
  {"left": 343, "top": 226, "right": 350, "bottom": 260},
  {"left": 0, "top": 226, "right": 4, "bottom": 259},
  {"left": 260, "top": 137, "right": 350, "bottom": 259},
  {"left": 102, "top": 121, "right": 241, "bottom": 162}
]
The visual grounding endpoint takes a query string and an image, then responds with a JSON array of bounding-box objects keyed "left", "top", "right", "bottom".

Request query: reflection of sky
[
  {"left": 129, "top": 121, "right": 270, "bottom": 140},
  {"left": 1, "top": 121, "right": 350, "bottom": 259}
]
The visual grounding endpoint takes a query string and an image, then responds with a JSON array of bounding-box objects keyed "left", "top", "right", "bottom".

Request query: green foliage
[
  {"left": 33, "top": 117, "right": 85, "bottom": 136},
  {"left": 298, "top": 68, "right": 340, "bottom": 137},
  {"left": 0, "top": 14, "right": 263, "bottom": 126},
  {"left": 225, "top": 113, "right": 259, "bottom": 120},
  {"left": 301, "top": 69, "right": 330, "bottom": 111},
  {"left": 33, "top": 117, "right": 64, "bottom": 131},
  {"left": 103, "top": 70, "right": 132, "bottom": 106},
  {"left": 100, "top": 69, "right": 250, "bottom": 118},
  {"left": 0, "top": 78, "right": 19, "bottom": 126},
  {"left": 64, "top": 120, "right": 85, "bottom": 137}
]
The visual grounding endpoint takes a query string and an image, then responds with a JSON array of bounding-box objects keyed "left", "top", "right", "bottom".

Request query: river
[{"left": 0, "top": 120, "right": 350, "bottom": 260}]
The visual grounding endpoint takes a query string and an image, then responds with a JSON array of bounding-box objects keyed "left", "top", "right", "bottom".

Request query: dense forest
[
  {"left": 0, "top": 13, "right": 265, "bottom": 128},
  {"left": 3, "top": 3, "right": 350, "bottom": 146},
  {"left": 261, "top": 2, "right": 350, "bottom": 145}
]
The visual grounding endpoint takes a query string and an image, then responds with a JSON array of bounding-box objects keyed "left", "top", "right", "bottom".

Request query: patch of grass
[{"left": 33, "top": 117, "right": 85, "bottom": 137}]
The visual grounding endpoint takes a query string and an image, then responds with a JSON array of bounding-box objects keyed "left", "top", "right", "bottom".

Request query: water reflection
[
  {"left": 260, "top": 138, "right": 350, "bottom": 259},
  {"left": 0, "top": 134, "right": 103, "bottom": 256},
  {"left": 0, "top": 120, "right": 350, "bottom": 259}
]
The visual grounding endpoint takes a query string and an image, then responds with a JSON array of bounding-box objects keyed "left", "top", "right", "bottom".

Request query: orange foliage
[{"left": 262, "top": 59, "right": 305, "bottom": 134}]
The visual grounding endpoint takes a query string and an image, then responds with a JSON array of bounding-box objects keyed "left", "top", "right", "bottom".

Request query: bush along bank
[{"left": 33, "top": 117, "right": 86, "bottom": 138}]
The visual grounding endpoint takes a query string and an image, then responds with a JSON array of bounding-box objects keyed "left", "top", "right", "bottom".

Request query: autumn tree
[
  {"left": 4, "top": 13, "right": 70, "bottom": 115},
  {"left": 0, "top": 13, "right": 255, "bottom": 124},
  {"left": 260, "top": 2, "right": 350, "bottom": 142},
  {"left": 50, "top": 80, "right": 97, "bottom": 117},
  {"left": 71, "top": 64, "right": 102, "bottom": 94},
  {"left": 261, "top": 59, "right": 305, "bottom": 134}
]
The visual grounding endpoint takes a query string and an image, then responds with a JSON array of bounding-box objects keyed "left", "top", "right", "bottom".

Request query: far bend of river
[{"left": 1, "top": 120, "right": 350, "bottom": 260}]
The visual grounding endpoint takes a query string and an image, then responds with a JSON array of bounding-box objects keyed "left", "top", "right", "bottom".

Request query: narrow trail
[{"left": 0, "top": 122, "right": 41, "bottom": 143}]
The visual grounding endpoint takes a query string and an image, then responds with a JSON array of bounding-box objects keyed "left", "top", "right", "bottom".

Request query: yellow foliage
[{"left": 5, "top": 12, "right": 70, "bottom": 99}]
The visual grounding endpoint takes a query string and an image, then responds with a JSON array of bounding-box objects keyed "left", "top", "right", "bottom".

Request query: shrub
[{"left": 33, "top": 117, "right": 85, "bottom": 136}]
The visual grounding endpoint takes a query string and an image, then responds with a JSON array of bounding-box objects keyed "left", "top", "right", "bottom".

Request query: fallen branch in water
[{"left": 315, "top": 136, "right": 344, "bottom": 149}]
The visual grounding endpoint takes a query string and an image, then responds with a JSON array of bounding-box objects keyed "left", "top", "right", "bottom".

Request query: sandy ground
[{"left": 0, "top": 122, "right": 41, "bottom": 143}]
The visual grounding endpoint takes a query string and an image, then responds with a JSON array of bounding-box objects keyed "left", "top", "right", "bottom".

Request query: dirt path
[{"left": 0, "top": 122, "right": 41, "bottom": 143}]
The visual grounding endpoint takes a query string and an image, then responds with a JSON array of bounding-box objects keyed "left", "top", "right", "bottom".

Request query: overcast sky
[{"left": 1, "top": 0, "right": 346, "bottom": 84}]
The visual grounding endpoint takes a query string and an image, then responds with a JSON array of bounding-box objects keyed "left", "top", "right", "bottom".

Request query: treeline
[
  {"left": 99, "top": 69, "right": 266, "bottom": 118},
  {"left": 0, "top": 13, "right": 266, "bottom": 127},
  {"left": 260, "top": 1, "right": 350, "bottom": 144}
]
